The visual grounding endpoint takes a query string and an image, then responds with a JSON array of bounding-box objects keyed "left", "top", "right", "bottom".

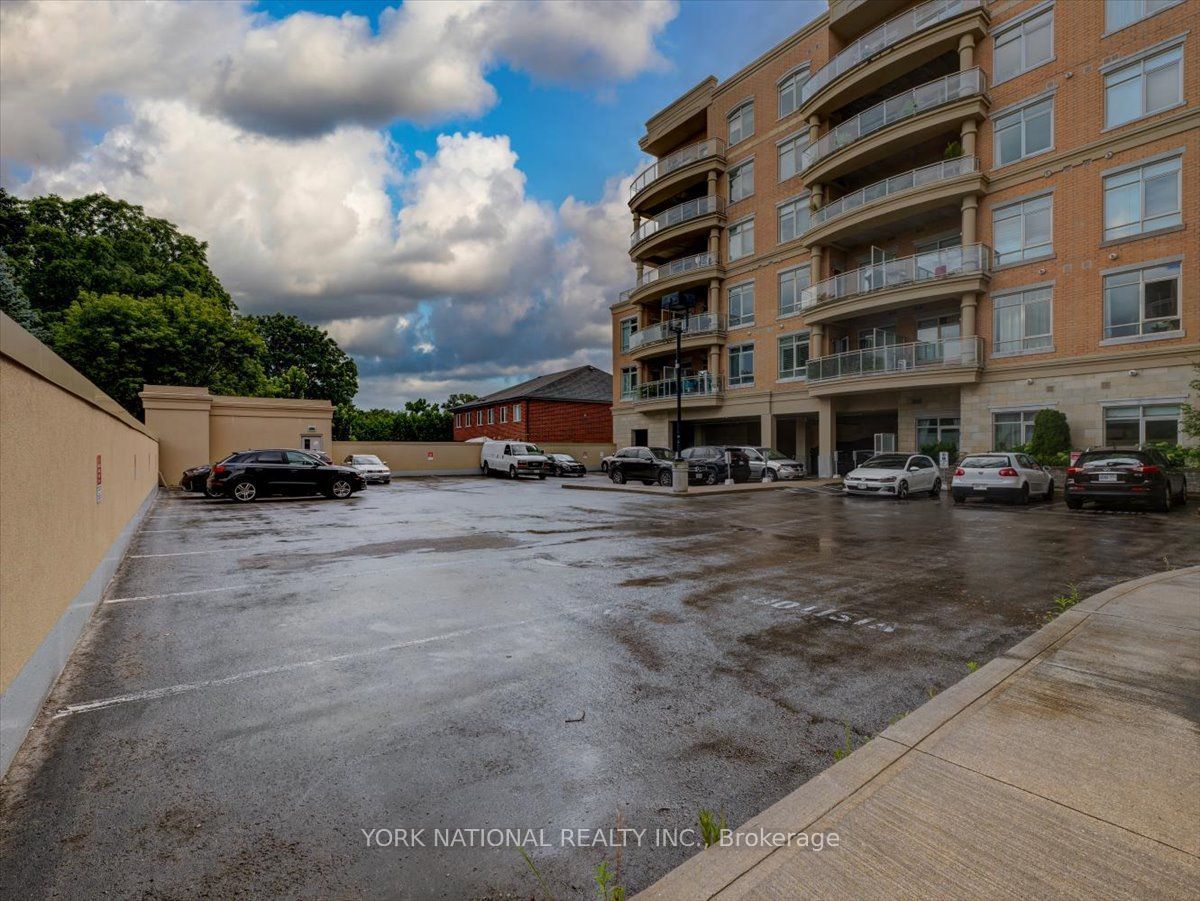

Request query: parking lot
[{"left": 2, "top": 476, "right": 1198, "bottom": 898}]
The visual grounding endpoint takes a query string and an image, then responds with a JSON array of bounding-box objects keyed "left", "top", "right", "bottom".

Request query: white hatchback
[
  {"left": 844, "top": 453, "right": 941, "bottom": 499},
  {"left": 952, "top": 452, "right": 1053, "bottom": 504}
]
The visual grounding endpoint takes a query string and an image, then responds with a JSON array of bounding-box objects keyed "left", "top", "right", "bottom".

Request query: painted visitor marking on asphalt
[{"left": 751, "top": 598, "right": 898, "bottom": 633}]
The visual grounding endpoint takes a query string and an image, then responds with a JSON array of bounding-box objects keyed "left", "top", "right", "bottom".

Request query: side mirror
[{"left": 909, "top": 465, "right": 920, "bottom": 472}]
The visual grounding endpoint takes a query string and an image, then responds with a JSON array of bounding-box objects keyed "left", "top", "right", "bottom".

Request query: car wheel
[
  {"left": 600, "top": 461, "right": 608, "bottom": 473},
  {"left": 763, "top": 468, "right": 777, "bottom": 482},
  {"left": 482, "top": 462, "right": 490, "bottom": 477},
  {"left": 1177, "top": 481, "right": 1188, "bottom": 506},
  {"left": 657, "top": 469, "right": 672, "bottom": 487},
  {"left": 611, "top": 468, "right": 626, "bottom": 485},
  {"left": 896, "top": 480, "right": 908, "bottom": 500},
  {"left": 930, "top": 477, "right": 941, "bottom": 497},
  {"left": 1017, "top": 483, "right": 1029, "bottom": 505},
  {"left": 705, "top": 470, "right": 719, "bottom": 486},
  {"left": 1066, "top": 497, "right": 1083, "bottom": 510},
  {"left": 330, "top": 478, "right": 354, "bottom": 499},
  {"left": 204, "top": 485, "right": 222, "bottom": 499},
  {"left": 231, "top": 480, "right": 257, "bottom": 503},
  {"left": 509, "top": 466, "right": 517, "bottom": 480},
  {"left": 1043, "top": 479, "right": 1054, "bottom": 501},
  {"left": 1156, "top": 485, "right": 1172, "bottom": 513},
  {"left": 952, "top": 493, "right": 966, "bottom": 504},
  {"left": 538, "top": 473, "right": 546, "bottom": 480}
]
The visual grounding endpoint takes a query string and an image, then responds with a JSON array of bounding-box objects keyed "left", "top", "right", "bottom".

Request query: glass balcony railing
[
  {"left": 807, "top": 336, "right": 982, "bottom": 383},
  {"left": 627, "top": 313, "right": 725, "bottom": 352},
  {"left": 630, "top": 139, "right": 726, "bottom": 199},
  {"left": 800, "top": 68, "right": 985, "bottom": 173},
  {"left": 799, "top": 243, "right": 989, "bottom": 310},
  {"left": 631, "top": 195, "right": 724, "bottom": 248},
  {"left": 622, "top": 252, "right": 718, "bottom": 301},
  {"left": 802, "top": 0, "right": 983, "bottom": 107},
  {"left": 636, "top": 372, "right": 723, "bottom": 402},
  {"left": 808, "top": 156, "right": 979, "bottom": 232}
]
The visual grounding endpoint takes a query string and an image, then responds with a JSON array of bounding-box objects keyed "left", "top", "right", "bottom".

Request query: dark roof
[{"left": 452, "top": 365, "right": 612, "bottom": 410}]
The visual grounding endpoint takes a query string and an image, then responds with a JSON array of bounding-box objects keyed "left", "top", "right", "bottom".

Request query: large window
[
  {"left": 778, "top": 68, "right": 809, "bottom": 118},
  {"left": 1104, "top": 403, "right": 1181, "bottom": 445},
  {"left": 994, "top": 97, "right": 1053, "bottom": 166},
  {"left": 994, "top": 5, "right": 1054, "bottom": 84},
  {"left": 514, "top": 404, "right": 522, "bottom": 422},
  {"left": 1106, "top": 0, "right": 1184, "bottom": 33},
  {"left": 778, "top": 265, "right": 811, "bottom": 317},
  {"left": 729, "top": 343, "right": 755, "bottom": 386},
  {"left": 476, "top": 410, "right": 484, "bottom": 426},
  {"left": 500, "top": 405, "right": 508, "bottom": 424},
  {"left": 993, "top": 194, "right": 1053, "bottom": 265},
  {"left": 994, "top": 287, "right": 1052, "bottom": 355},
  {"left": 778, "top": 332, "right": 810, "bottom": 380},
  {"left": 778, "top": 132, "right": 806, "bottom": 181},
  {"left": 1103, "top": 261, "right": 1181, "bottom": 339},
  {"left": 728, "top": 218, "right": 754, "bottom": 261},
  {"left": 728, "top": 101, "right": 754, "bottom": 145},
  {"left": 729, "top": 161, "right": 754, "bottom": 202},
  {"left": 917, "top": 417, "right": 960, "bottom": 450},
  {"left": 777, "top": 196, "right": 809, "bottom": 244},
  {"left": 1104, "top": 45, "right": 1183, "bottom": 128},
  {"left": 728, "top": 281, "right": 755, "bottom": 327},
  {"left": 619, "top": 316, "right": 638, "bottom": 352},
  {"left": 620, "top": 366, "right": 638, "bottom": 400},
  {"left": 993, "top": 410, "right": 1040, "bottom": 449},
  {"left": 1103, "top": 156, "right": 1182, "bottom": 241}
]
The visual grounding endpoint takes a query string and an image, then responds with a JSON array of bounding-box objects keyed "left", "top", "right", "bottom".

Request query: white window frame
[
  {"left": 487, "top": 408, "right": 495, "bottom": 425},
  {"left": 777, "top": 195, "right": 809, "bottom": 245},
  {"left": 1102, "top": 259, "right": 1182, "bottom": 341},
  {"left": 728, "top": 342, "right": 755, "bottom": 387},
  {"left": 727, "top": 280, "right": 755, "bottom": 328},
  {"left": 1102, "top": 155, "right": 1182, "bottom": 241},
  {"left": 992, "top": 193, "right": 1053, "bottom": 266},
  {"left": 777, "top": 331, "right": 810, "bottom": 380},
  {"left": 620, "top": 366, "right": 638, "bottom": 401},
  {"left": 992, "top": 409, "right": 1040, "bottom": 449},
  {"left": 993, "top": 2, "right": 1055, "bottom": 85},
  {"left": 729, "top": 159, "right": 754, "bottom": 203},
  {"left": 778, "top": 264, "right": 811, "bottom": 318},
  {"left": 728, "top": 100, "right": 754, "bottom": 145},
  {"left": 619, "top": 315, "right": 638, "bottom": 352},
  {"left": 727, "top": 216, "right": 754, "bottom": 262},
  {"left": 500, "top": 405, "right": 508, "bottom": 424},
  {"left": 777, "top": 131, "right": 806, "bottom": 181},
  {"left": 1104, "top": 0, "right": 1184, "bottom": 36},
  {"left": 917, "top": 417, "right": 960, "bottom": 449},
  {"left": 1102, "top": 401, "right": 1183, "bottom": 445},
  {"left": 454, "top": 413, "right": 461, "bottom": 428},
  {"left": 1103, "top": 40, "right": 1184, "bottom": 130},
  {"left": 514, "top": 404, "right": 522, "bottom": 423},
  {"left": 993, "top": 95, "right": 1054, "bottom": 167},
  {"left": 778, "top": 66, "right": 809, "bottom": 119},
  {"left": 993, "top": 285, "right": 1054, "bottom": 356}
]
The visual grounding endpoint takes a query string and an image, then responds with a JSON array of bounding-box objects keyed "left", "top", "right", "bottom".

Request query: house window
[
  {"left": 994, "top": 287, "right": 1053, "bottom": 354},
  {"left": 728, "top": 218, "right": 754, "bottom": 262},
  {"left": 778, "top": 265, "right": 811, "bottom": 317},
  {"left": 993, "top": 410, "right": 1040, "bottom": 449},
  {"left": 778, "top": 332, "right": 810, "bottom": 380},
  {"left": 728, "top": 281, "right": 755, "bottom": 327},
  {"left": 994, "top": 5, "right": 1054, "bottom": 84},
  {"left": 917, "top": 417, "right": 960, "bottom": 450},
  {"left": 500, "top": 405, "right": 508, "bottom": 424},
  {"left": 993, "top": 194, "right": 1053, "bottom": 265},
  {"left": 778, "top": 133, "right": 806, "bottom": 181},
  {"left": 728, "top": 101, "right": 754, "bottom": 145},
  {"left": 1106, "top": 0, "right": 1183, "bottom": 32},
  {"left": 619, "top": 316, "right": 638, "bottom": 352},
  {"left": 1104, "top": 45, "right": 1183, "bottom": 128},
  {"left": 620, "top": 366, "right": 638, "bottom": 400},
  {"left": 474, "top": 410, "right": 482, "bottom": 426},
  {"left": 1103, "top": 261, "right": 1181, "bottom": 338},
  {"left": 514, "top": 404, "right": 522, "bottom": 422},
  {"left": 1103, "top": 156, "right": 1182, "bottom": 241},
  {"left": 778, "top": 68, "right": 809, "bottom": 118},
  {"left": 454, "top": 413, "right": 461, "bottom": 428},
  {"left": 1104, "top": 403, "right": 1181, "bottom": 445},
  {"left": 487, "top": 408, "right": 495, "bottom": 425},
  {"left": 728, "top": 343, "right": 755, "bottom": 386},
  {"left": 729, "top": 161, "right": 754, "bottom": 202},
  {"left": 994, "top": 96, "right": 1053, "bottom": 166},
  {"left": 777, "top": 196, "right": 809, "bottom": 244}
]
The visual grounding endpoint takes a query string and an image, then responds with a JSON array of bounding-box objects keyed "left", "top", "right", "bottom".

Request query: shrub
[
  {"left": 1029, "top": 409, "right": 1071, "bottom": 460},
  {"left": 919, "top": 440, "right": 958, "bottom": 464},
  {"left": 1147, "top": 442, "right": 1200, "bottom": 469}
]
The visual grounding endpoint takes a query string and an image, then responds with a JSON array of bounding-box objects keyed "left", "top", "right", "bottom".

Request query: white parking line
[
  {"left": 128, "top": 550, "right": 225, "bottom": 558},
  {"left": 105, "top": 585, "right": 248, "bottom": 604}
]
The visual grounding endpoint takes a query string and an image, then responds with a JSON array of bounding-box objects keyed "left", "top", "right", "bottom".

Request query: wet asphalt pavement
[{"left": 2, "top": 476, "right": 1198, "bottom": 899}]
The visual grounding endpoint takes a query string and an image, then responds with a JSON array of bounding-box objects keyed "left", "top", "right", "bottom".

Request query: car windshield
[
  {"left": 649, "top": 448, "right": 673, "bottom": 460},
  {"left": 961, "top": 456, "right": 1009, "bottom": 469},
  {"left": 351, "top": 455, "right": 382, "bottom": 465},
  {"left": 1079, "top": 452, "right": 1148, "bottom": 468},
  {"left": 859, "top": 455, "right": 908, "bottom": 469},
  {"left": 553, "top": 454, "right": 576, "bottom": 462},
  {"left": 692, "top": 447, "right": 720, "bottom": 458},
  {"left": 759, "top": 448, "right": 789, "bottom": 461}
]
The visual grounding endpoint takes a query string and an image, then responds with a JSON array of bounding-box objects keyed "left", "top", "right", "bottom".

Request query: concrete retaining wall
[{"left": 332, "top": 441, "right": 617, "bottom": 475}]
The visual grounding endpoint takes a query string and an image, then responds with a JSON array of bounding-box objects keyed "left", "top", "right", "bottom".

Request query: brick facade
[{"left": 452, "top": 399, "right": 612, "bottom": 443}]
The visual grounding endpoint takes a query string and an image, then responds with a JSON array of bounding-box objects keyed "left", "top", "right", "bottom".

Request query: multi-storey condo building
[{"left": 611, "top": 0, "right": 1198, "bottom": 476}]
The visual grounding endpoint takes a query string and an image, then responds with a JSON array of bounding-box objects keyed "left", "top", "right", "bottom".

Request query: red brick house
[{"left": 451, "top": 365, "right": 613, "bottom": 443}]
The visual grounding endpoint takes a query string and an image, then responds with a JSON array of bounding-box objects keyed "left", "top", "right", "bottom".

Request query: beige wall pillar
[
  {"left": 961, "top": 292, "right": 978, "bottom": 338},
  {"left": 959, "top": 119, "right": 978, "bottom": 158},
  {"left": 707, "top": 171, "right": 718, "bottom": 196},
  {"left": 709, "top": 278, "right": 720, "bottom": 316},
  {"left": 961, "top": 195, "right": 978, "bottom": 245},
  {"left": 760, "top": 412, "right": 777, "bottom": 449},
  {"left": 794, "top": 418, "right": 808, "bottom": 463},
  {"left": 810, "top": 323, "right": 825, "bottom": 357},
  {"left": 811, "top": 245, "right": 824, "bottom": 281},
  {"left": 632, "top": 211, "right": 639, "bottom": 232},
  {"left": 807, "top": 114, "right": 821, "bottom": 144},
  {"left": 139, "top": 386, "right": 213, "bottom": 486},
  {"left": 708, "top": 345, "right": 720, "bottom": 376},
  {"left": 708, "top": 228, "right": 720, "bottom": 259},
  {"left": 818, "top": 396, "right": 836, "bottom": 478},
  {"left": 958, "top": 33, "right": 975, "bottom": 70}
]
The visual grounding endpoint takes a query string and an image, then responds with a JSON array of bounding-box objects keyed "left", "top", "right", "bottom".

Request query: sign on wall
[{"left": 96, "top": 454, "right": 103, "bottom": 504}]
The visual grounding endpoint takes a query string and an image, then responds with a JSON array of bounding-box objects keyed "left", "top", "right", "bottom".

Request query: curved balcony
[
  {"left": 800, "top": 243, "right": 990, "bottom": 324},
  {"left": 633, "top": 373, "right": 724, "bottom": 411},
  {"left": 630, "top": 195, "right": 725, "bottom": 261},
  {"left": 828, "top": 0, "right": 907, "bottom": 39},
  {"left": 627, "top": 313, "right": 726, "bottom": 362},
  {"left": 621, "top": 252, "right": 723, "bottom": 305},
  {"left": 806, "top": 336, "right": 983, "bottom": 396},
  {"left": 629, "top": 139, "right": 727, "bottom": 214},
  {"left": 800, "top": 68, "right": 987, "bottom": 185},
  {"left": 801, "top": 0, "right": 987, "bottom": 119},
  {"left": 804, "top": 156, "right": 985, "bottom": 247}
]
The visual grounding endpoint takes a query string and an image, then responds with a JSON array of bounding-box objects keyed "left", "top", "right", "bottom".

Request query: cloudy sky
[{"left": 1, "top": 0, "right": 823, "bottom": 407}]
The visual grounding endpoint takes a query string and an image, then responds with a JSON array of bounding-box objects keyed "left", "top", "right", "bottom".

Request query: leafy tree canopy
[
  {"left": 0, "top": 249, "right": 46, "bottom": 339},
  {"left": 445, "top": 392, "right": 480, "bottom": 409},
  {"left": 334, "top": 402, "right": 453, "bottom": 442},
  {"left": 1029, "top": 408, "right": 1071, "bottom": 458},
  {"left": 248, "top": 313, "right": 358, "bottom": 407}
]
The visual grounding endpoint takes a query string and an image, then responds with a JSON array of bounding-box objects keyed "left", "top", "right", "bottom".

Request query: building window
[
  {"left": 778, "top": 265, "right": 811, "bottom": 317},
  {"left": 728, "top": 218, "right": 754, "bottom": 262},
  {"left": 778, "top": 332, "right": 810, "bottom": 380},
  {"left": 454, "top": 413, "right": 461, "bottom": 428},
  {"left": 1104, "top": 403, "right": 1181, "bottom": 445},
  {"left": 728, "top": 281, "right": 755, "bottom": 327},
  {"left": 514, "top": 404, "right": 522, "bottom": 422},
  {"left": 994, "top": 96, "right": 1053, "bottom": 166},
  {"left": 500, "top": 405, "right": 508, "bottom": 423},
  {"left": 994, "top": 5, "right": 1053, "bottom": 84},
  {"left": 487, "top": 408, "right": 495, "bottom": 425},
  {"left": 729, "top": 343, "right": 755, "bottom": 386},
  {"left": 1103, "top": 156, "right": 1182, "bottom": 241},
  {"left": 728, "top": 101, "right": 754, "bottom": 145},
  {"left": 993, "top": 410, "right": 1040, "bottom": 449},
  {"left": 778, "top": 68, "right": 809, "bottom": 118},
  {"left": 619, "top": 316, "right": 638, "bottom": 352},
  {"left": 1104, "top": 44, "right": 1183, "bottom": 129},
  {"left": 778, "top": 132, "right": 806, "bottom": 181},
  {"left": 994, "top": 287, "right": 1053, "bottom": 354},
  {"left": 475, "top": 410, "right": 484, "bottom": 426},
  {"left": 993, "top": 194, "right": 1052, "bottom": 265},
  {"left": 1106, "top": 0, "right": 1184, "bottom": 34},
  {"left": 777, "top": 196, "right": 809, "bottom": 244},
  {"left": 620, "top": 366, "right": 638, "bottom": 400},
  {"left": 729, "top": 161, "right": 754, "bottom": 202},
  {"left": 917, "top": 417, "right": 960, "bottom": 450},
  {"left": 1103, "top": 261, "right": 1181, "bottom": 338}
]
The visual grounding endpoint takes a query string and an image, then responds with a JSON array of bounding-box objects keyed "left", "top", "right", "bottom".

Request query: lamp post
[{"left": 661, "top": 290, "right": 699, "bottom": 461}]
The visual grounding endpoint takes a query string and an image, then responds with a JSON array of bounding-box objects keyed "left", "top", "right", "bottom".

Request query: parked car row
[
  {"left": 179, "top": 449, "right": 367, "bottom": 503},
  {"left": 606, "top": 445, "right": 762, "bottom": 486},
  {"left": 479, "top": 440, "right": 591, "bottom": 479}
]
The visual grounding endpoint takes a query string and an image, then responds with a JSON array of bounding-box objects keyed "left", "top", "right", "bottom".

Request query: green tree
[
  {"left": 248, "top": 313, "right": 359, "bottom": 407},
  {"left": 0, "top": 249, "right": 46, "bottom": 339},
  {"left": 1182, "top": 364, "right": 1200, "bottom": 440},
  {"left": 0, "top": 189, "right": 230, "bottom": 318},
  {"left": 445, "top": 392, "right": 479, "bottom": 409},
  {"left": 51, "top": 292, "right": 266, "bottom": 415},
  {"left": 1029, "top": 408, "right": 1071, "bottom": 461}
]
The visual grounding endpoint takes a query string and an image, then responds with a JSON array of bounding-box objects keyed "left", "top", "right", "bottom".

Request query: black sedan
[
  {"left": 546, "top": 453, "right": 587, "bottom": 477},
  {"left": 207, "top": 449, "right": 366, "bottom": 502},
  {"left": 1066, "top": 447, "right": 1188, "bottom": 512},
  {"left": 682, "top": 446, "right": 752, "bottom": 484},
  {"left": 181, "top": 463, "right": 219, "bottom": 496}
]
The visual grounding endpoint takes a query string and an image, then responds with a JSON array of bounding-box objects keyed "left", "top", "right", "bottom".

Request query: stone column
[
  {"left": 818, "top": 396, "right": 836, "bottom": 478},
  {"left": 961, "top": 195, "right": 978, "bottom": 245},
  {"left": 794, "top": 418, "right": 808, "bottom": 463},
  {"left": 811, "top": 245, "right": 824, "bottom": 282},
  {"left": 960, "top": 119, "right": 978, "bottom": 159},
  {"left": 709, "top": 228, "right": 721, "bottom": 259},
  {"left": 961, "top": 292, "right": 978, "bottom": 338},
  {"left": 708, "top": 346, "right": 720, "bottom": 377},
  {"left": 707, "top": 171, "right": 718, "bottom": 196},
  {"left": 810, "top": 324, "right": 825, "bottom": 357},
  {"left": 709, "top": 278, "right": 720, "bottom": 316},
  {"left": 807, "top": 114, "right": 821, "bottom": 144},
  {"left": 636, "top": 261, "right": 644, "bottom": 281},
  {"left": 760, "top": 412, "right": 778, "bottom": 450},
  {"left": 958, "top": 34, "right": 975, "bottom": 70}
]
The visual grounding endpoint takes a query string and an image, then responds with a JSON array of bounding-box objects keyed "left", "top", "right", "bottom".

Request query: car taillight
[
  {"left": 954, "top": 467, "right": 965, "bottom": 477},
  {"left": 213, "top": 464, "right": 226, "bottom": 474},
  {"left": 998, "top": 467, "right": 1019, "bottom": 477},
  {"left": 1136, "top": 465, "right": 1160, "bottom": 476},
  {"left": 1066, "top": 467, "right": 1080, "bottom": 477}
]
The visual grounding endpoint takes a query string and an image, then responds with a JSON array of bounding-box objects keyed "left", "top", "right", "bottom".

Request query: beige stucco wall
[
  {"left": 1, "top": 315, "right": 158, "bottom": 694},
  {"left": 333, "top": 441, "right": 617, "bottom": 473}
]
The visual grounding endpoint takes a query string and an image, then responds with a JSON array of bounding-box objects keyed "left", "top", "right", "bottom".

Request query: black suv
[
  {"left": 207, "top": 449, "right": 366, "bottom": 502},
  {"left": 608, "top": 446, "right": 675, "bottom": 486},
  {"left": 1066, "top": 447, "right": 1188, "bottom": 512},
  {"left": 681, "top": 446, "right": 752, "bottom": 484}
]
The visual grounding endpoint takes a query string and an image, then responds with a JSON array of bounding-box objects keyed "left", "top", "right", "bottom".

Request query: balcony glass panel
[
  {"left": 631, "top": 196, "right": 725, "bottom": 248},
  {"left": 809, "top": 157, "right": 979, "bottom": 231},
  {"left": 630, "top": 139, "right": 727, "bottom": 199},
  {"left": 626, "top": 313, "right": 725, "bottom": 352},
  {"left": 806, "top": 336, "right": 982, "bottom": 383},
  {"left": 799, "top": 243, "right": 989, "bottom": 310},
  {"left": 636, "top": 373, "right": 724, "bottom": 401}
]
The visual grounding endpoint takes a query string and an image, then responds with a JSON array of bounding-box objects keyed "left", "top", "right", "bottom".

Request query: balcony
[
  {"left": 806, "top": 336, "right": 983, "bottom": 395},
  {"left": 632, "top": 373, "right": 724, "bottom": 411},
  {"left": 627, "top": 313, "right": 726, "bottom": 361},
  {"left": 803, "top": 0, "right": 987, "bottom": 118},
  {"left": 621, "top": 252, "right": 723, "bottom": 305},
  {"left": 629, "top": 139, "right": 727, "bottom": 214},
  {"left": 804, "top": 156, "right": 985, "bottom": 247},
  {"left": 828, "top": 0, "right": 908, "bottom": 39},
  {"left": 800, "top": 243, "right": 990, "bottom": 324},
  {"left": 630, "top": 195, "right": 725, "bottom": 261},
  {"left": 800, "top": 69, "right": 987, "bottom": 184}
]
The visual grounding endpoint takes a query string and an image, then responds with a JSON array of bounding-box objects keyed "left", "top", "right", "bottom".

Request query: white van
[{"left": 480, "top": 440, "right": 549, "bottom": 479}]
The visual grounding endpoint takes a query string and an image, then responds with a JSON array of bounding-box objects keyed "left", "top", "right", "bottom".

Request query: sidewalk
[{"left": 639, "top": 567, "right": 1200, "bottom": 899}]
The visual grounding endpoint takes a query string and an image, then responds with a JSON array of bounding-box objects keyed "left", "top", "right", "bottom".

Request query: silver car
[
  {"left": 951, "top": 451, "right": 1053, "bottom": 504},
  {"left": 739, "top": 446, "right": 806, "bottom": 481},
  {"left": 342, "top": 454, "right": 392, "bottom": 484}
]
